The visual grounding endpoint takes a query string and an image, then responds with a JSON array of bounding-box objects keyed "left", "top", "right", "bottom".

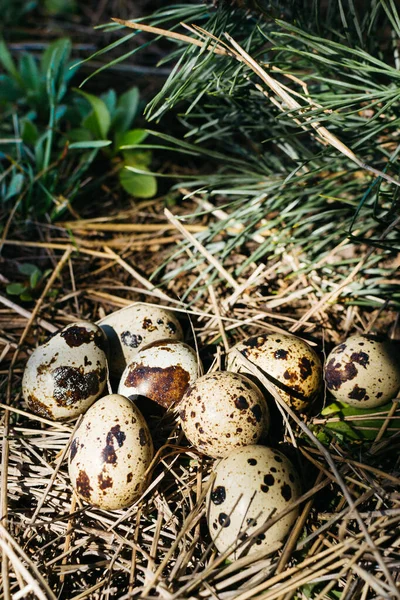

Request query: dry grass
[{"left": 1, "top": 190, "right": 400, "bottom": 599}]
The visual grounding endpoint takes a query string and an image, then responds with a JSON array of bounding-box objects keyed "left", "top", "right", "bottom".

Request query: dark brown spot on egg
[
  {"left": 36, "top": 353, "right": 59, "bottom": 375},
  {"left": 76, "top": 470, "right": 92, "bottom": 499},
  {"left": 264, "top": 474, "right": 275, "bottom": 486},
  {"left": 61, "top": 326, "right": 94, "bottom": 347},
  {"left": 167, "top": 321, "right": 177, "bottom": 334},
  {"left": 124, "top": 364, "right": 191, "bottom": 408},
  {"left": 299, "top": 356, "right": 312, "bottom": 380},
  {"left": 281, "top": 483, "right": 292, "bottom": 501},
  {"left": 325, "top": 358, "right": 358, "bottom": 390},
  {"left": 109, "top": 424, "right": 126, "bottom": 448},
  {"left": 274, "top": 349, "right": 288, "bottom": 359},
  {"left": 248, "top": 458, "right": 257, "bottom": 465},
  {"left": 243, "top": 335, "right": 266, "bottom": 349},
  {"left": 213, "top": 522, "right": 218, "bottom": 530},
  {"left": 274, "top": 455, "right": 283, "bottom": 462},
  {"left": 218, "top": 513, "right": 231, "bottom": 527},
  {"left": 250, "top": 404, "right": 262, "bottom": 423},
  {"left": 102, "top": 445, "right": 117, "bottom": 465},
  {"left": 26, "top": 394, "right": 53, "bottom": 419},
  {"left": 142, "top": 317, "right": 157, "bottom": 332},
  {"left": 180, "top": 409, "right": 187, "bottom": 422},
  {"left": 70, "top": 438, "right": 79, "bottom": 461},
  {"left": 235, "top": 395, "right": 249, "bottom": 410},
  {"left": 139, "top": 428, "right": 147, "bottom": 447},
  {"left": 98, "top": 471, "right": 113, "bottom": 490},
  {"left": 261, "top": 484, "right": 269, "bottom": 493},
  {"left": 348, "top": 385, "right": 367, "bottom": 401},
  {"left": 350, "top": 352, "right": 369, "bottom": 368},
  {"left": 127, "top": 473, "right": 133, "bottom": 483},
  {"left": 211, "top": 486, "right": 226, "bottom": 505},
  {"left": 52, "top": 366, "right": 102, "bottom": 406},
  {"left": 121, "top": 331, "right": 143, "bottom": 349},
  {"left": 376, "top": 392, "right": 383, "bottom": 399}
]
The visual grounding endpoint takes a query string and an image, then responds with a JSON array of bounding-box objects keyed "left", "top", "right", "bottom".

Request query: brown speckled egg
[
  {"left": 227, "top": 333, "right": 322, "bottom": 412},
  {"left": 22, "top": 321, "right": 108, "bottom": 421},
  {"left": 118, "top": 340, "right": 200, "bottom": 408},
  {"left": 99, "top": 304, "right": 183, "bottom": 377},
  {"left": 207, "top": 445, "right": 301, "bottom": 559},
  {"left": 68, "top": 394, "right": 154, "bottom": 510},
  {"left": 325, "top": 335, "right": 400, "bottom": 408},
  {"left": 179, "top": 371, "right": 270, "bottom": 458}
]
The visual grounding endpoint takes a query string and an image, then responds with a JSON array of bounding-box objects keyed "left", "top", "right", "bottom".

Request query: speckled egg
[
  {"left": 325, "top": 335, "right": 400, "bottom": 408},
  {"left": 99, "top": 304, "right": 183, "bottom": 377},
  {"left": 22, "top": 321, "right": 108, "bottom": 420},
  {"left": 178, "top": 371, "right": 270, "bottom": 458},
  {"left": 207, "top": 445, "right": 301, "bottom": 559},
  {"left": 68, "top": 394, "right": 154, "bottom": 510},
  {"left": 118, "top": 340, "right": 200, "bottom": 409},
  {"left": 227, "top": 333, "right": 322, "bottom": 412}
]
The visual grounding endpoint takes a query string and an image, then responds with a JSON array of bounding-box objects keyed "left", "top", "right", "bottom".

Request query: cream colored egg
[
  {"left": 179, "top": 371, "right": 270, "bottom": 458},
  {"left": 98, "top": 304, "right": 183, "bottom": 377},
  {"left": 118, "top": 340, "right": 199, "bottom": 408},
  {"left": 227, "top": 333, "right": 322, "bottom": 412},
  {"left": 68, "top": 394, "right": 154, "bottom": 510},
  {"left": 22, "top": 321, "right": 108, "bottom": 420},
  {"left": 325, "top": 335, "right": 400, "bottom": 408},
  {"left": 207, "top": 445, "right": 301, "bottom": 559}
]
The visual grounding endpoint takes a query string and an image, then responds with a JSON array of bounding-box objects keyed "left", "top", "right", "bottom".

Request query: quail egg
[
  {"left": 325, "top": 334, "right": 400, "bottom": 408},
  {"left": 227, "top": 333, "right": 322, "bottom": 412},
  {"left": 22, "top": 321, "right": 108, "bottom": 420},
  {"left": 98, "top": 304, "right": 183, "bottom": 377},
  {"left": 206, "top": 445, "right": 301, "bottom": 559},
  {"left": 68, "top": 394, "right": 154, "bottom": 510},
  {"left": 118, "top": 340, "right": 200, "bottom": 409},
  {"left": 179, "top": 371, "right": 270, "bottom": 458}
]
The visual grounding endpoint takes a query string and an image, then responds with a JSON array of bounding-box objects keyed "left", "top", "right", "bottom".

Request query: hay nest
[{"left": 1, "top": 193, "right": 400, "bottom": 600}]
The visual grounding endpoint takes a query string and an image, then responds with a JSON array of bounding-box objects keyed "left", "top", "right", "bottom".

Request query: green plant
[
  {"left": 0, "top": 38, "right": 155, "bottom": 223},
  {"left": 95, "top": 1, "right": 400, "bottom": 309},
  {"left": 69, "top": 87, "right": 157, "bottom": 198},
  {"left": 6, "top": 263, "right": 52, "bottom": 301}
]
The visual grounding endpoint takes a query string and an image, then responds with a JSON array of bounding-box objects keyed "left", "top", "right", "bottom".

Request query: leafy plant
[
  {"left": 0, "top": 38, "right": 155, "bottom": 222},
  {"left": 6, "top": 263, "right": 52, "bottom": 301},
  {"left": 69, "top": 87, "right": 157, "bottom": 198}
]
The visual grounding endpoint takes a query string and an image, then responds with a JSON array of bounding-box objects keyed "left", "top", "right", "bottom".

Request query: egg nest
[{"left": 2, "top": 200, "right": 400, "bottom": 600}]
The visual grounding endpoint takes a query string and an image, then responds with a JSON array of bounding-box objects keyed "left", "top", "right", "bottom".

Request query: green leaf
[
  {"left": 123, "top": 149, "right": 152, "bottom": 168},
  {"left": 0, "top": 39, "right": 22, "bottom": 84},
  {"left": 116, "top": 128, "right": 148, "bottom": 150},
  {"left": 19, "top": 53, "right": 40, "bottom": 95},
  {"left": 119, "top": 168, "right": 157, "bottom": 198},
  {"left": 6, "top": 283, "right": 26, "bottom": 296},
  {"left": 18, "top": 263, "right": 39, "bottom": 276},
  {"left": 65, "top": 128, "right": 92, "bottom": 143},
  {"left": 30, "top": 269, "right": 41, "bottom": 289},
  {"left": 68, "top": 140, "right": 112, "bottom": 149},
  {"left": 112, "top": 86, "right": 140, "bottom": 133},
  {"left": 75, "top": 89, "right": 111, "bottom": 139},
  {"left": 22, "top": 120, "right": 39, "bottom": 145},
  {"left": 101, "top": 89, "right": 117, "bottom": 119},
  {"left": 5, "top": 173, "right": 24, "bottom": 200},
  {"left": 41, "top": 38, "right": 71, "bottom": 78},
  {"left": 20, "top": 291, "right": 33, "bottom": 302}
]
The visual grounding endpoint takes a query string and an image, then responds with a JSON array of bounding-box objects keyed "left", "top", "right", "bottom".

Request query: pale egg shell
[
  {"left": 325, "top": 335, "right": 400, "bottom": 408},
  {"left": 68, "top": 394, "right": 154, "bottom": 510},
  {"left": 98, "top": 304, "right": 183, "bottom": 377},
  {"left": 206, "top": 445, "right": 301, "bottom": 559},
  {"left": 179, "top": 371, "right": 270, "bottom": 458},
  {"left": 227, "top": 333, "right": 322, "bottom": 412},
  {"left": 22, "top": 321, "right": 108, "bottom": 420},
  {"left": 118, "top": 340, "right": 200, "bottom": 408}
]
